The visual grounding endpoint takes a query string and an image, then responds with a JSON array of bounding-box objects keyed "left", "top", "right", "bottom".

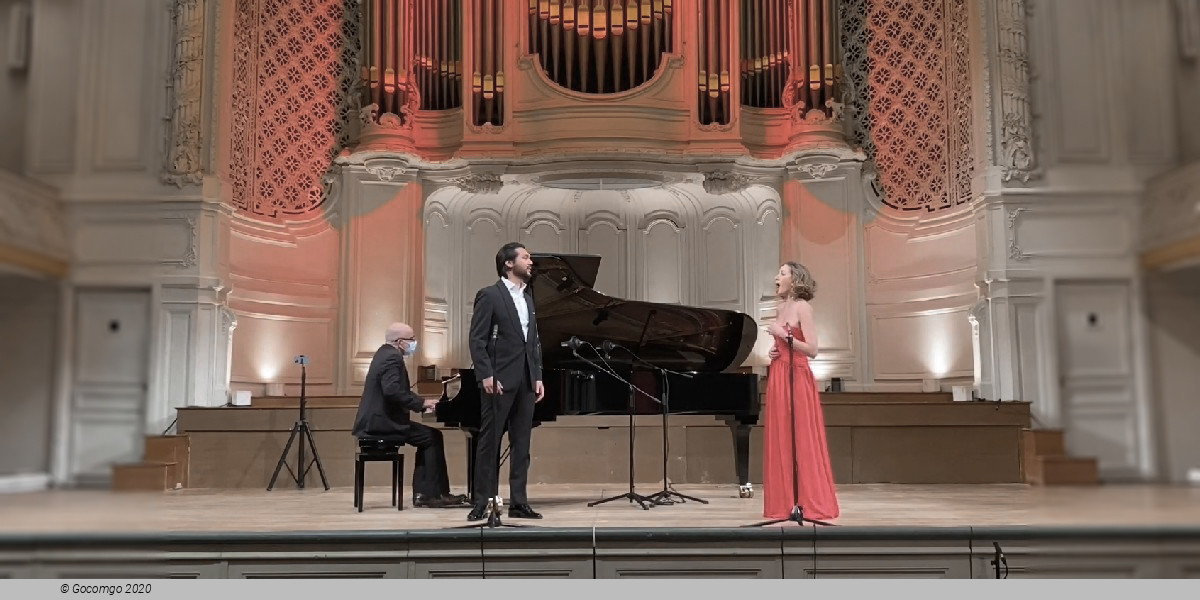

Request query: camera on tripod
[{"left": 267, "top": 352, "right": 328, "bottom": 492}]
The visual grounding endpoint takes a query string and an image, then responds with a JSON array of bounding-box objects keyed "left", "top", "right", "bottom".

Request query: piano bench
[{"left": 353, "top": 438, "right": 405, "bottom": 512}]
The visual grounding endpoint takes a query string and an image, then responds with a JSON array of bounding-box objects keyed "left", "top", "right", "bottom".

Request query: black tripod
[
  {"left": 607, "top": 343, "right": 706, "bottom": 506},
  {"left": 588, "top": 380, "right": 654, "bottom": 510},
  {"left": 267, "top": 357, "right": 330, "bottom": 491},
  {"left": 647, "top": 367, "right": 707, "bottom": 506},
  {"left": 746, "top": 326, "right": 832, "bottom": 527}
]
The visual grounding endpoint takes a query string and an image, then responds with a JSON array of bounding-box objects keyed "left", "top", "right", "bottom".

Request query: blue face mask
[{"left": 405, "top": 340, "right": 419, "bottom": 355}]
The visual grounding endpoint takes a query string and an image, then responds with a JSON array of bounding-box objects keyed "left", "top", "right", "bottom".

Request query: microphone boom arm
[{"left": 569, "top": 343, "right": 663, "bottom": 407}]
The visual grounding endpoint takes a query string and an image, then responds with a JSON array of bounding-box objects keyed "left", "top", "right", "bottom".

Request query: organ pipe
[
  {"left": 697, "top": 0, "right": 730, "bottom": 126},
  {"left": 472, "top": 0, "right": 505, "bottom": 126},
  {"left": 361, "top": 0, "right": 462, "bottom": 117},
  {"left": 527, "top": 0, "right": 673, "bottom": 94}
]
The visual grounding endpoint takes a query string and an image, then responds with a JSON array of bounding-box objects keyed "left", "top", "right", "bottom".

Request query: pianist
[{"left": 351, "top": 322, "right": 468, "bottom": 509}]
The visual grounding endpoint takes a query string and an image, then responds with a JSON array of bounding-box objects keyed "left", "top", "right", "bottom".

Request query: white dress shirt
[{"left": 501, "top": 277, "right": 529, "bottom": 341}]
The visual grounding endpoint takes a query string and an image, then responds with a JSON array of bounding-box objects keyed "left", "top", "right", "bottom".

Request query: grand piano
[{"left": 435, "top": 253, "right": 761, "bottom": 496}]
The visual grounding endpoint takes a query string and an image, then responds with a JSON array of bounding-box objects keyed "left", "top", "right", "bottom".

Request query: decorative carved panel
[
  {"left": 840, "top": 0, "right": 973, "bottom": 212},
  {"left": 229, "top": 0, "right": 360, "bottom": 217}
]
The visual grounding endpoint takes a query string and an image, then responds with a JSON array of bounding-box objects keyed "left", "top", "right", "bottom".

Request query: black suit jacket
[
  {"left": 468, "top": 279, "right": 543, "bottom": 391},
  {"left": 351, "top": 343, "right": 424, "bottom": 439}
]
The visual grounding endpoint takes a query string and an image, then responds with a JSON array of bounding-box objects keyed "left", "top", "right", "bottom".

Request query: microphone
[
  {"left": 600, "top": 340, "right": 616, "bottom": 359},
  {"left": 491, "top": 324, "right": 498, "bottom": 340},
  {"left": 560, "top": 336, "right": 582, "bottom": 350}
]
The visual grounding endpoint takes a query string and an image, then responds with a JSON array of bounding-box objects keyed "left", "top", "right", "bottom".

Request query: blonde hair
[{"left": 783, "top": 262, "right": 816, "bottom": 301}]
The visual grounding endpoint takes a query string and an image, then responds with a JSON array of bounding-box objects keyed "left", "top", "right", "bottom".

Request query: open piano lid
[{"left": 530, "top": 253, "right": 759, "bottom": 373}]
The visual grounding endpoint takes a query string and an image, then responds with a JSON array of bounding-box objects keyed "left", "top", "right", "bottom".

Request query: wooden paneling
[{"left": 177, "top": 395, "right": 1030, "bottom": 487}]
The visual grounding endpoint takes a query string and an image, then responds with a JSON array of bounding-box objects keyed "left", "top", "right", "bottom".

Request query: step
[
  {"left": 1024, "top": 428, "right": 1066, "bottom": 457},
  {"left": 1021, "top": 429, "right": 1041, "bottom": 484},
  {"left": 143, "top": 435, "right": 189, "bottom": 488},
  {"left": 1032, "top": 456, "right": 1099, "bottom": 486},
  {"left": 111, "top": 462, "right": 177, "bottom": 491}
]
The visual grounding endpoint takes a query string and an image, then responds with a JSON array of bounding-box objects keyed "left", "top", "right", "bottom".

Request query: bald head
[{"left": 385, "top": 322, "right": 414, "bottom": 345}]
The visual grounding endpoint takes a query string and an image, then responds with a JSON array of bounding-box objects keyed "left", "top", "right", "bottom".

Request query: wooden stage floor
[{"left": 3, "top": 482, "right": 1200, "bottom": 534}]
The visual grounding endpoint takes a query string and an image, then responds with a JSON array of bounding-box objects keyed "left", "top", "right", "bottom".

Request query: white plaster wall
[
  {"left": 0, "top": 275, "right": 57, "bottom": 477},
  {"left": 0, "top": 1, "right": 30, "bottom": 173},
  {"left": 226, "top": 214, "right": 340, "bottom": 397},
  {"left": 1144, "top": 267, "right": 1200, "bottom": 483},
  {"left": 422, "top": 176, "right": 782, "bottom": 373},
  {"left": 968, "top": 0, "right": 1181, "bottom": 479},
  {"left": 863, "top": 209, "right": 978, "bottom": 389}
]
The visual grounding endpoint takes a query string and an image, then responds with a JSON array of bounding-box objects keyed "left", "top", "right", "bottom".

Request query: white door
[
  {"left": 1055, "top": 281, "right": 1142, "bottom": 478},
  {"left": 69, "top": 289, "right": 151, "bottom": 484}
]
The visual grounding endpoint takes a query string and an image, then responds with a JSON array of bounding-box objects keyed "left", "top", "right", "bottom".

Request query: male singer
[{"left": 466, "top": 241, "right": 545, "bottom": 521}]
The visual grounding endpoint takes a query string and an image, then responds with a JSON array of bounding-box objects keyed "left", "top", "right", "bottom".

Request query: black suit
[
  {"left": 467, "top": 279, "right": 542, "bottom": 505},
  {"left": 352, "top": 343, "right": 450, "bottom": 498}
]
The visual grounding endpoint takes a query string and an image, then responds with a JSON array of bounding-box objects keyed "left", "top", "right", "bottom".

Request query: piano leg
[
  {"left": 465, "top": 432, "right": 476, "bottom": 502},
  {"left": 733, "top": 422, "right": 752, "bottom": 492}
]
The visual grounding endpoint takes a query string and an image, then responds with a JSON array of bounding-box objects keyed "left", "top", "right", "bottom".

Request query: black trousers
[
  {"left": 401, "top": 422, "right": 451, "bottom": 498},
  {"left": 472, "top": 375, "right": 535, "bottom": 505}
]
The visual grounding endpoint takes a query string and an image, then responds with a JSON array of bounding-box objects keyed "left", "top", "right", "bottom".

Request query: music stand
[
  {"left": 745, "top": 327, "right": 832, "bottom": 527},
  {"left": 607, "top": 343, "right": 707, "bottom": 506},
  {"left": 267, "top": 355, "right": 330, "bottom": 491}
]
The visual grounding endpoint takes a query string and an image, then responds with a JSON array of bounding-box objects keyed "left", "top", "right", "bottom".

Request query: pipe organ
[
  {"left": 528, "top": 0, "right": 675, "bottom": 95},
  {"left": 784, "top": 0, "right": 839, "bottom": 117},
  {"left": 361, "top": 0, "right": 463, "bottom": 115},
  {"left": 739, "top": 0, "right": 787, "bottom": 109},
  {"left": 357, "top": 0, "right": 843, "bottom": 153}
]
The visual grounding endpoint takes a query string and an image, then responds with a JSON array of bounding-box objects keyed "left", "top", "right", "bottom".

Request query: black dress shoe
[
  {"left": 507, "top": 503, "right": 543, "bottom": 519},
  {"left": 467, "top": 503, "right": 488, "bottom": 521}
]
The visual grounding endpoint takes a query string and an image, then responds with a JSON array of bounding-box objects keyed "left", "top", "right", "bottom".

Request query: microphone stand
[
  {"left": 607, "top": 343, "right": 707, "bottom": 506},
  {"left": 747, "top": 325, "right": 832, "bottom": 528},
  {"left": 571, "top": 343, "right": 656, "bottom": 511}
]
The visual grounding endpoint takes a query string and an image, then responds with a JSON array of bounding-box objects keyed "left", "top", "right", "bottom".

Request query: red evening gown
[{"left": 762, "top": 329, "right": 840, "bottom": 521}]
